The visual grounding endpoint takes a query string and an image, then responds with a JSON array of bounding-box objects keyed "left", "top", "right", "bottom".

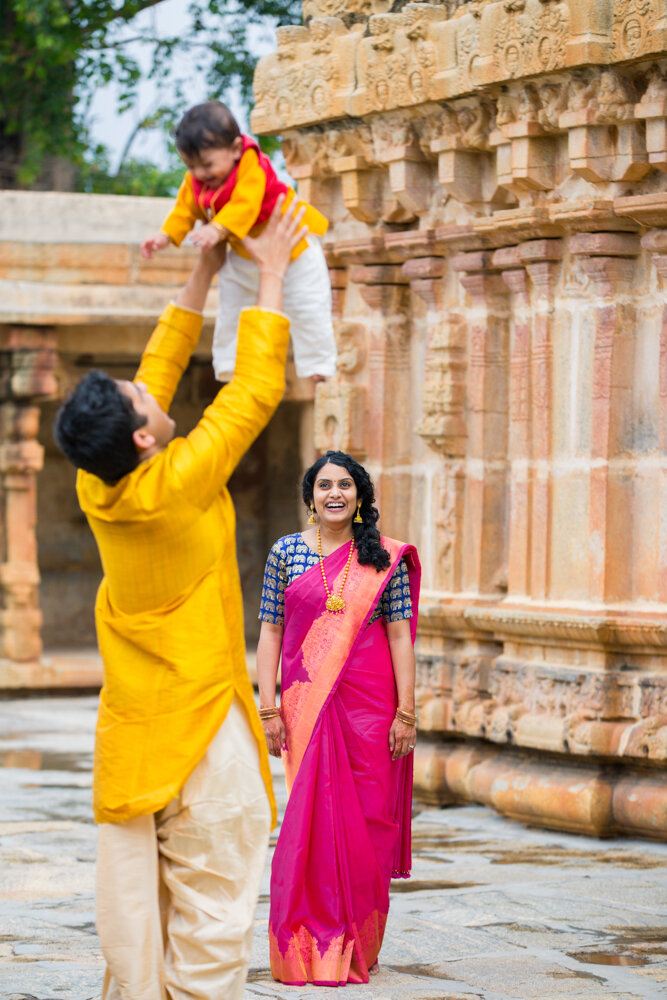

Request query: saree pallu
[{"left": 269, "top": 537, "right": 420, "bottom": 986}]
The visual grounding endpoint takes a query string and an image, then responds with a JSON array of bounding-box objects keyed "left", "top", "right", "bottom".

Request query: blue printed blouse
[{"left": 259, "top": 532, "right": 412, "bottom": 628}]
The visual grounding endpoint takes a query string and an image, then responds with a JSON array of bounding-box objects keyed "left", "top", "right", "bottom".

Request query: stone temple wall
[{"left": 251, "top": 0, "right": 667, "bottom": 837}]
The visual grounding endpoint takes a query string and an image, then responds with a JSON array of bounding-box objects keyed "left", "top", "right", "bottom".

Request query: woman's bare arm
[
  {"left": 386, "top": 617, "right": 417, "bottom": 760},
  {"left": 256, "top": 620, "right": 286, "bottom": 757}
]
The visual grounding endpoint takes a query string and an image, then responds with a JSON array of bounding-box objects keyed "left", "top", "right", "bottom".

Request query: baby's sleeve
[{"left": 161, "top": 174, "right": 199, "bottom": 246}]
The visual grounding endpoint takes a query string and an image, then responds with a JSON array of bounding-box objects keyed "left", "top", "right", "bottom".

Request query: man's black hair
[
  {"left": 53, "top": 370, "right": 147, "bottom": 485},
  {"left": 174, "top": 101, "right": 241, "bottom": 157}
]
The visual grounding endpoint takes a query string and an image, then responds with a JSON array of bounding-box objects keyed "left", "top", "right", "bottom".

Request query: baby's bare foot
[
  {"left": 369, "top": 961, "right": 380, "bottom": 976},
  {"left": 310, "top": 374, "right": 327, "bottom": 384}
]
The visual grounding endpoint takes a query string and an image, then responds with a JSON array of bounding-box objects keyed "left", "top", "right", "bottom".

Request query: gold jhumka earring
[
  {"left": 308, "top": 504, "right": 317, "bottom": 524},
  {"left": 353, "top": 501, "right": 363, "bottom": 524}
]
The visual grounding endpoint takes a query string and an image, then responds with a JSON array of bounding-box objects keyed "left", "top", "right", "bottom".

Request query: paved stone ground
[{"left": 1, "top": 695, "right": 666, "bottom": 1000}]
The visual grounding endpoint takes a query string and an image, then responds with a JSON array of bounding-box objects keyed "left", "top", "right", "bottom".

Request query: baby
[{"left": 142, "top": 101, "right": 336, "bottom": 382}]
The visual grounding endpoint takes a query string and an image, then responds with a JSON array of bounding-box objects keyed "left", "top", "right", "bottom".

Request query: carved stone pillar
[
  {"left": 521, "top": 239, "right": 563, "bottom": 601},
  {"left": 346, "top": 263, "right": 412, "bottom": 532},
  {"left": 0, "top": 327, "right": 57, "bottom": 672},
  {"left": 452, "top": 251, "right": 511, "bottom": 596},
  {"left": 569, "top": 233, "right": 641, "bottom": 603},
  {"left": 405, "top": 256, "right": 466, "bottom": 594},
  {"left": 641, "top": 228, "right": 667, "bottom": 603},
  {"left": 493, "top": 246, "right": 531, "bottom": 598}
]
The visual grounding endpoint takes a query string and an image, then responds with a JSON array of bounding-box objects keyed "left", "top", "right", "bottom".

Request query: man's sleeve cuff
[
  {"left": 239, "top": 305, "right": 289, "bottom": 322},
  {"left": 168, "top": 301, "right": 204, "bottom": 319}
]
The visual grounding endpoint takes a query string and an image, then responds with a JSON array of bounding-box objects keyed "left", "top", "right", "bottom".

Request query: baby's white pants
[{"left": 213, "top": 234, "right": 337, "bottom": 380}]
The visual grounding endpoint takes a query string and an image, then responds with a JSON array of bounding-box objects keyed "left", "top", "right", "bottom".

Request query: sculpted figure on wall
[
  {"left": 596, "top": 69, "right": 635, "bottom": 122},
  {"left": 251, "top": 16, "right": 362, "bottom": 131},
  {"left": 537, "top": 82, "right": 568, "bottom": 130},
  {"left": 611, "top": 0, "right": 659, "bottom": 60},
  {"left": 482, "top": 0, "right": 569, "bottom": 84},
  {"left": 416, "top": 314, "right": 467, "bottom": 455}
]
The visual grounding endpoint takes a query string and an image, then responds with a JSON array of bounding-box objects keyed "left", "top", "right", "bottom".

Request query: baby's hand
[
  {"left": 190, "top": 223, "right": 226, "bottom": 251},
  {"left": 141, "top": 232, "right": 170, "bottom": 259}
]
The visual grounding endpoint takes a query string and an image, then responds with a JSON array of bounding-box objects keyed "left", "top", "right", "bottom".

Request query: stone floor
[{"left": 1, "top": 695, "right": 666, "bottom": 1000}]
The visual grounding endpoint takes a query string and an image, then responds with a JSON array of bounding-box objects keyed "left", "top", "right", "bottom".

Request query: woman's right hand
[{"left": 262, "top": 714, "right": 287, "bottom": 757}]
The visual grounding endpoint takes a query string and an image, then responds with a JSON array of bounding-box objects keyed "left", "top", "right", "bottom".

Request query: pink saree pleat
[{"left": 269, "top": 537, "right": 420, "bottom": 986}]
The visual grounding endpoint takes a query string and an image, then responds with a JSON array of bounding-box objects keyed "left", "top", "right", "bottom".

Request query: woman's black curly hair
[{"left": 302, "top": 451, "right": 390, "bottom": 572}]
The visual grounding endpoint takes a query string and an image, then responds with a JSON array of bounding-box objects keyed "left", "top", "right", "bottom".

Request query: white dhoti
[
  {"left": 96, "top": 697, "right": 271, "bottom": 1000},
  {"left": 213, "top": 234, "right": 337, "bottom": 380}
]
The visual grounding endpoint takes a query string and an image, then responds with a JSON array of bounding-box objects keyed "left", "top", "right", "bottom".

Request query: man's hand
[
  {"left": 242, "top": 195, "right": 308, "bottom": 279},
  {"left": 141, "top": 232, "right": 170, "bottom": 259},
  {"left": 190, "top": 223, "right": 226, "bottom": 251}
]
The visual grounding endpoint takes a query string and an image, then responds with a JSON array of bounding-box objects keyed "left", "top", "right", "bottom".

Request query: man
[{"left": 54, "top": 199, "right": 306, "bottom": 1000}]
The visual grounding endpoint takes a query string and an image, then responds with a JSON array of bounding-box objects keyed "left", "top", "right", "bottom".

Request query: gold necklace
[{"left": 317, "top": 526, "right": 355, "bottom": 613}]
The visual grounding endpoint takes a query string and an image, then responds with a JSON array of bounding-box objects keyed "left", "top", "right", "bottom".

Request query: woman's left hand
[{"left": 389, "top": 718, "right": 416, "bottom": 760}]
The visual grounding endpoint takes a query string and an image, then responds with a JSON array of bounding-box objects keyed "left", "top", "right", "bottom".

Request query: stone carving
[
  {"left": 355, "top": 4, "right": 449, "bottom": 113},
  {"left": 567, "top": 72, "right": 598, "bottom": 113},
  {"left": 458, "top": 100, "right": 492, "bottom": 150},
  {"left": 313, "top": 380, "right": 368, "bottom": 457},
  {"left": 642, "top": 64, "right": 667, "bottom": 103},
  {"left": 303, "top": 0, "right": 390, "bottom": 19},
  {"left": 517, "top": 84, "right": 542, "bottom": 123},
  {"left": 415, "top": 108, "right": 458, "bottom": 157},
  {"left": 361, "top": 14, "right": 408, "bottom": 113},
  {"left": 454, "top": 6, "right": 482, "bottom": 93},
  {"left": 635, "top": 66, "right": 667, "bottom": 172},
  {"left": 335, "top": 322, "right": 367, "bottom": 374},
  {"left": 371, "top": 113, "right": 417, "bottom": 159},
  {"left": 611, "top": 0, "right": 657, "bottom": 59},
  {"left": 496, "top": 91, "right": 517, "bottom": 127},
  {"left": 326, "top": 123, "right": 376, "bottom": 165},
  {"left": 416, "top": 313, "right": 467, "bottom": 454},
  {"left": 490, "top": 0, "right": 569, "bottom": 82},
  {"left": 250, "top": 17, "right": 362, "bottom": 131},
  {"left": 596, "top": 70, "right": 635, "bottom": 123},
  {"left": 538, "top": 82, "right": 568, "bottom": 131},
  {"left": 434, "top": 462, "right": 465, "bottom": 589},
  {"left": 533, "top": 0, "right": 569, "bottom": 73},
  {"left": 403, "top": 3, "right": 445, "bottom": 103},
  {"left": 283, "top": 132, "right": 335, "bottom": 177}
]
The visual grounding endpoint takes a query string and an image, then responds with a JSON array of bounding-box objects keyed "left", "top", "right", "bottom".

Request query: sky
[{"left": 85, "top": 0, "right": 276, "bottom": 173}]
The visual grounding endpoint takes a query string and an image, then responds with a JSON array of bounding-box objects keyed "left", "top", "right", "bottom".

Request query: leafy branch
[{"left": 1, "top": 0, "right": 301, "bottom": 189}]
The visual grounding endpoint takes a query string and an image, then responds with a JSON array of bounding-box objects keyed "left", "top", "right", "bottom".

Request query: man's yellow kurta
[{"left": 77, "top": 301, "right": 288, "bottom": 825}]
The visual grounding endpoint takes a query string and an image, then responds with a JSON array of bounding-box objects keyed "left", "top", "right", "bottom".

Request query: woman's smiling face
[{"left": 312, "top": 462, "right": 358, "bottom": 529}]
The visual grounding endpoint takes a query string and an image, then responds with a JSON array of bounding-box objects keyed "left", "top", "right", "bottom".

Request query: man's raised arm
[
  {"left": 169, "top": 198, "right": 308, "bottom": 507},
  {"left": 134, "top": 243, "right": 226, "bottom": 413}
]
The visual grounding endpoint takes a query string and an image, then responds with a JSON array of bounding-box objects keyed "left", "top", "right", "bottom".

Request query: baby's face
[{"left": 181, "top": 139, "right": 242, "bottom": 188}]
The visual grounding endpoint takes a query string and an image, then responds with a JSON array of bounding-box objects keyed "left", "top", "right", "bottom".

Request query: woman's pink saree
[{"left": 269, "top": 537, "right": 420, "bottom": 985}]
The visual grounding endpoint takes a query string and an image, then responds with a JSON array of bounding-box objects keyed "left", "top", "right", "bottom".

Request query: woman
[{"left": 256, "top": 450, "right": 420, "bottom": 986}]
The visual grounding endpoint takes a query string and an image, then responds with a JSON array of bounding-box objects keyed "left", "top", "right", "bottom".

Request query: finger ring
[{"left": 409, "top": 745, "right": 415, "bottom": 749}]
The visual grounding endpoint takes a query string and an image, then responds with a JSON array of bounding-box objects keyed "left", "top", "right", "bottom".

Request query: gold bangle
[
  {"left": 395, "top": 709, "right": 417, "bottom": 726},
  {"left": 210, "top": 221, "right": 227, "bottom": 238},
  {"left": 258, "top": 706, "right": 281, "bottom": 720}
]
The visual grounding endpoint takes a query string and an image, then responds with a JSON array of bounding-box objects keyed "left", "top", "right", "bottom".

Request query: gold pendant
[{"left": 325, "top": 595, "right": 346, "bottom": 613}]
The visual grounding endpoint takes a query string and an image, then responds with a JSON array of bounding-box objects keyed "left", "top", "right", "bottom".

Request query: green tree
[{"left": 0, "top": 0, "right": 300, "bottom": 192}]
